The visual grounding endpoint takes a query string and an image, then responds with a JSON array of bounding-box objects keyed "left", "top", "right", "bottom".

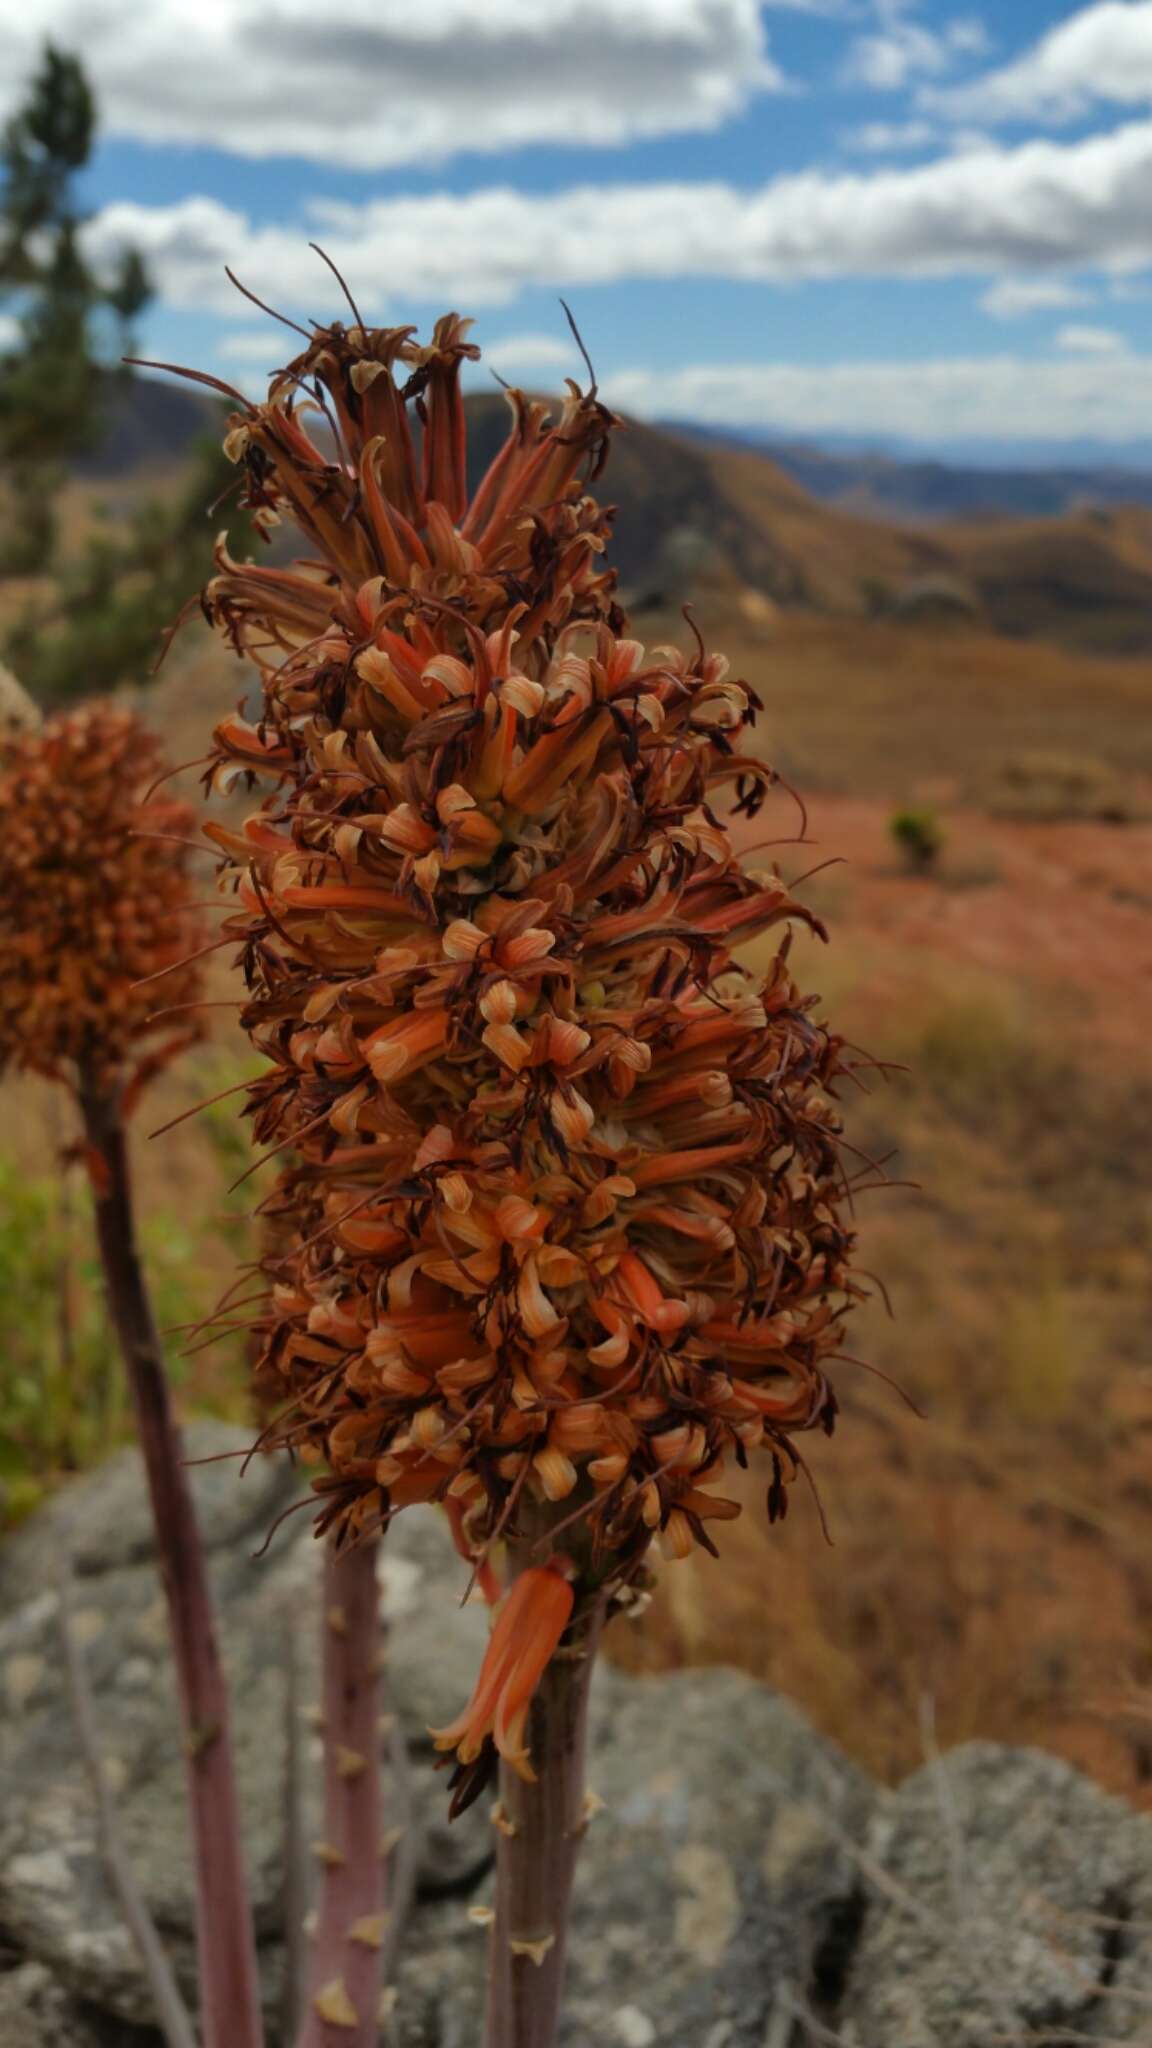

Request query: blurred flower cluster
[
  {"left": 0, "top": 702, "right": 204, "bottom": 1099},
  {"left": 201, "top": 312, "right": 862, "bottom": 1591}
]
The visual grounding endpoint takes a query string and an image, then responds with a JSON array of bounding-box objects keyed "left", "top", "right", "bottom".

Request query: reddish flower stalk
[
  {"left": 0, "top": 706, "right": 264, "bottom": 2048},
  {"left": 295, "top": 1535, "right": 385, "bottom": 2048},
  {"left": 80, "top": 1070, "right": 264, "bottom": 2048},
  {"left": 467, "top": 1512, "right": 607, "bottom": 2048}
]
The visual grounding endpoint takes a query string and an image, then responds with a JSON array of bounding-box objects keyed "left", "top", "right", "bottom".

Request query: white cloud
[
  {"left": 843, "top": 119, "right": 937, "bottom": 152},
  {"left": 980, "top": 277, "right": 1094, "bottom": 319},
  {"left": 218, "top": 321, "right": 578, "bottom": 383},
  {"left": 925, "top": 0, "right": 1152, "bottom": 125},
  {"left": 218, "top": 330, "right": 286, "bottom": 363},
  {"left": 605, "top": 351, "right": 1152, "bottom": 443},
  {"left": 0, "top": 0, "right": 781, "bottom": 171},
  {"left": 0, "top": 311, "right": 19, "bottom": 351},
  {"left": 201, "top": 324, "right": 1152, "bottom": 443},
  {"left": 844, "top": 0, "right": 988, "bottom": 91},
  {"left": 842, "top": 118, "right": 993, "bottom": 156},
  {"left": 87, "top": 121, "right": 1152, "bottom": 316},
  {"left": 1055, "top": 322, "right": 1127, "bottom": 354},
  {"left": 482, "top": 332, "right": 580, "bottom": 373}
]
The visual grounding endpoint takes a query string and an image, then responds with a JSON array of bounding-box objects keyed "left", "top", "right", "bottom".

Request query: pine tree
[
  {"left": 0, "top": 44, "right": 151, "bottom": 574},
  {"left": 6, "top": 433, "right": 255, "bottom": 705},
  {"left": 0, "top": 44, "right": 239, "bottom": 704}
]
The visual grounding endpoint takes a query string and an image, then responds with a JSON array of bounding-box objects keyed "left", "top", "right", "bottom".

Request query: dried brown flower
[
  {"left": 0, "top": 701, "right": 205, "bottom": 1100},
  {"left": 189, "top": 308, "right": 873, "bottom": 1596}
]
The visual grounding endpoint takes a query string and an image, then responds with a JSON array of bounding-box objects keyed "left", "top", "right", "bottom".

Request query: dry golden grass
[
  {"left": 610, "top": 947, "right": 1152, "bottom": 1804},
  {"left": 638, "top": 606, "right": 1152, "bottom": 804}
]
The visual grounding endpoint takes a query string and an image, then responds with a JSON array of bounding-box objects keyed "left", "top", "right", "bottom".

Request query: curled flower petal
[{"left": 430, "top": 1562, "right": 575, "bottom": 1780}]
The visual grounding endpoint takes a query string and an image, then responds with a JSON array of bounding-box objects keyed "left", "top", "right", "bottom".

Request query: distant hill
[
  {"left": 461, "top": 391, "right": 807, "bottom": 604},
  {"left": 678, "top": 425, "right": 1152, "bottom": 524},
  {"left": 76, "top": 374, "right": 221, "bottom": 477},
  {"left": 942, "top": 505, "right": 1152, "bottom": 650},
  {"left": 75, "top": 374, "right": 1152, "bottom": 654}
]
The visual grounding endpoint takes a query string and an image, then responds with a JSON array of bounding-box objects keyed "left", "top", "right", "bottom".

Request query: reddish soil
[{"left": 751, "top": 795, "right": 1152, "bottom": 1066}]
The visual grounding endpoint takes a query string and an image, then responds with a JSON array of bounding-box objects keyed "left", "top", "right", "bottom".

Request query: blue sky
[{"left": 4, "top": 1, "right": 1152, "bottom": 450}]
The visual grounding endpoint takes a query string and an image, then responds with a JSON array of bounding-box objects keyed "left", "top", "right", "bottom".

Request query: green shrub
[
  {"left": 0, "top": 1150, "right": 238, "bottom": 1526},
  {"left": 0, "top": 1158, "right": 115, "bottom": 1521},
  {"left": 4, "top": 435, "right": 255, "bottom": 706},
  {"left": 890, "top": 806, "right": 944, "bottom": 873}
]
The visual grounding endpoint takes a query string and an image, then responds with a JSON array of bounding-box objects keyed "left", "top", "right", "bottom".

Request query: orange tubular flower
[
  {"left": 185, "top": 302, "right": 879, "bottom": 1795},
  {"left": 431, "top": 1561, "right": 576, "bottom": 1782}
]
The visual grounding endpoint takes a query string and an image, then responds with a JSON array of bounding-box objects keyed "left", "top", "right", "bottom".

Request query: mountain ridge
[
  {"left": 76, "top": 374, "right": 1152, "bottom": 654},
  {"left": 671, "top": 423, "right": 1152, "bottom": 524}
]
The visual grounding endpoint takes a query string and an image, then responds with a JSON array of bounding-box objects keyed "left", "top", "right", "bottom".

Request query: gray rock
[
  {"left": 0, "top": 659, "right": 39, "bottom": 733},
  {"left": 392, "top": 1665, "right": 876, "bottom": 2048},
  {"left": 0, "top": 1421, "right": 292, "bottom": 1610},
  {"left": 0, "top": 1959, "right": 151, "bottom": 2046},
  {"left": 0, "top": 1431, "right": 307, "bottom": 2026},
  {"left": 842, "top": 1741, "right": 1152, "bottom": 2046},
  {"left": 378, "top": 1503, "right": 491, "bottom": 1734},
  {"left": 0, "top": 1435, "right": 490, "bottom": 2031},
  {"left": 6, "top": 1432, "right": 1152, "bottom": 2048},
  {"left": 566, "top": 1668, "right": 873, "bottom": 2048}
]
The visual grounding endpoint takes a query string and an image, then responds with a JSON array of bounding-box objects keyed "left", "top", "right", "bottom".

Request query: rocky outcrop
[
  {"left": 842, "top": 1741, "right": 1152, "bottom": 2046},
  {"left": 0, "top": 661, "right": 39, "bottom": 732},
  {"left": 388, "top": 1666, "right": 874, "bottom": 2048},
  {"left": 2, "top": 1430, "right": 1150, "bottom": 2045}
]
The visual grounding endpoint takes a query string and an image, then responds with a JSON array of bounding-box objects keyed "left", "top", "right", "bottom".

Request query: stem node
[{"left": 295, "top": 1538, "right": 385, "bottom": 2048}]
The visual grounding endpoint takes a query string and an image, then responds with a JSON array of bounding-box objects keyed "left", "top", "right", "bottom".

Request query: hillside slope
[
  {"left": 75, "top": 374, "right": 221, "bottom": 476},
  {"left": 944, "top": 505, "right": 1152, "bottom": 651},
  {"left": 459, "top": 397, "right": 1152, "bottom": 649},
  {"left": 74, "top": 375, "right": 1152, "bottom": 653},
  {"left": 688, "top": 427, "right": 1152, "bottom": 523}
]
